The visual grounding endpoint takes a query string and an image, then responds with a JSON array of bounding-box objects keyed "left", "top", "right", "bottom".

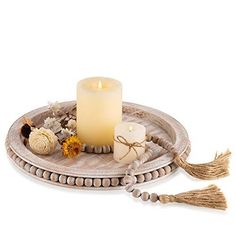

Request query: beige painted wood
[{"left": 6, "top": 101, "right": 190, "bottom": 189}]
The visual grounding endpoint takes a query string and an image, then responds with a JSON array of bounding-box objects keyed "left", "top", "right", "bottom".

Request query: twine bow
[{"left": 114, "top": 135, "right": 146, "bottom": 160}]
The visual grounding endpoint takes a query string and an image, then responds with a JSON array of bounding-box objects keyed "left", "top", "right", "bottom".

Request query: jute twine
[{"left": 114, "top": 135, "right": 146, "bottom": 160}]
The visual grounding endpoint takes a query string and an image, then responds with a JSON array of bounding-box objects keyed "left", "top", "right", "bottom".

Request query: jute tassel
[
  {"left": 173, "top": 150, "right": 231, "bottom": 180},
  {"left": 125, "top": 147, "right": 228, "bottom": 210},
  {"left": 150, "top": 135, "right": 231, "bottom": 180},
  {"left": 159, "top": 185, "right": 227, "bottom": 210}
]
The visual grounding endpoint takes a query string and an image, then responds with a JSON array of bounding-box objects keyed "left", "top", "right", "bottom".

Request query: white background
[{"left": 0, "top": 1, "right": 236, "bottom": 236}]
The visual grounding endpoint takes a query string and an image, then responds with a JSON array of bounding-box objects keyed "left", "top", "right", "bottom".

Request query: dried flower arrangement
[{"left": 20, "top": 102, "right": 81, "bottom": 158}]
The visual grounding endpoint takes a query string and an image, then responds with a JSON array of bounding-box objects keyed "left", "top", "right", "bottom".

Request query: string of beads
[{"left": 124, "top": 134, "right": 179, "bottom": 203}]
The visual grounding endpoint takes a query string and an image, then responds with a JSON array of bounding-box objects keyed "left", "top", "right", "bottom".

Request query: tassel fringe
[
  {"left": 159, "top": 185, "right": 227, "bottom": 210},
  {"left": 174, "top": 150, "right": 231, "bottom": 180}
]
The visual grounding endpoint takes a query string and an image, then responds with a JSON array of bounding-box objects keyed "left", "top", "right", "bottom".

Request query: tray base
[{"left": 6, "top": 101, "right": 191, "bottom": 190}]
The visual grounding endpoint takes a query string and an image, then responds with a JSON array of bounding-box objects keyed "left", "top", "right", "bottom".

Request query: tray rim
[
  {"left": 6, "top": 141, "right": 191, "bottom": 190},
  {"left": 7, "top": 101, "right": 190, "bottom": 178}
]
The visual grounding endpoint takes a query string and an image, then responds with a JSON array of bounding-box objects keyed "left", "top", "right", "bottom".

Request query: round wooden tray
[{"left": 6, "top": 101, "right": 191, "bottom": 190}]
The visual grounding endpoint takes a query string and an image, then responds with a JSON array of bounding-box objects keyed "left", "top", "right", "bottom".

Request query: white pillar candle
[
  {"left": 77, "top": 77, "right": 122, "bottom": 146},
  {"left": 113, "top": 122, "right": 146, "bottom": 164}
]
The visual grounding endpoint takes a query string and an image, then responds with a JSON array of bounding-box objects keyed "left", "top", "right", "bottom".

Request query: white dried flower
[
  {"left": 43, "top": 117, "right": 62, "bottom": 133},
  {"left": 61, "top": 128, "right": 75, "bottom": 138},
  {"left": 29, "top": 128, "right": 58, "bottom": 155},
  {"left": 66, "top": 119, "right": 77, "bottom": 130},
  {"left": 48, "top": 101, "right": 62, "bottom": 116}
]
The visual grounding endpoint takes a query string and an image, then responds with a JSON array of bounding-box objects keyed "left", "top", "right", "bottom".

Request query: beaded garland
[
  {"left": 7, "top": 134, "right": 228, "bottom": 210},
  {"left": 6, "top": 139, "right": 178, "bottom": 188},
  {"left": 122, "top": 134, "right": 228, "bottom": 210},
  {"left": 123, "top": 135, "right": 175, "bottom": 202}
]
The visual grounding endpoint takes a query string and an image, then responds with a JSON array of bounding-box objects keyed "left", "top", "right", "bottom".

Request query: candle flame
[
  {"left": 98, "top": 80, "right": 103, "bottom": 89},
  {"left": 128, "top": 126, "right": 133, "bottom": 132}
]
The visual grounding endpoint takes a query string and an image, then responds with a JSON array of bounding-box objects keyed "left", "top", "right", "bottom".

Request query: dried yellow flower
[{"left": 62, "top": 136, "right": 82, "bottom": 158}]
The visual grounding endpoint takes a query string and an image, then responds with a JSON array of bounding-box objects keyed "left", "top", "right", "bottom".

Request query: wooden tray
[{"left": 6, "top": 101, "right": 191, "bottom": 190}]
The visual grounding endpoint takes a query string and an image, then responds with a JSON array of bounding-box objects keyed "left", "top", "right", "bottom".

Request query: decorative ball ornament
[{"left": 29, "top": 128, "right": 58, "bottom": 155}]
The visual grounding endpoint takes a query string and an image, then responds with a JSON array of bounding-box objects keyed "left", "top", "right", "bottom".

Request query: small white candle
[
  {"left": 113, "top": 122, "right": 146, "bottom": 164},
  {"left": 77, "top": 77, "right": 122, "bottom": 146}
]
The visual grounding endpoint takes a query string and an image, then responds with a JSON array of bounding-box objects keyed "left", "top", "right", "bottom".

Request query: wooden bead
[
  {"left": 150, "top": 193, "right": 159, "bottom": 202},
  {"left": 170, "top": 149, "right": 178, "bottom": 156},
  {"left": 151, "top": 136, "right": 158, "bottom": 144},
  {"left": 81, "top": 144, "right": 87, "bottom": 152},
  {"left": 110, "top": 145, "right": 114, "bottom": 153},
  {"left": 132, "top": 189, "right": 141, "bottom": 198},
  {"left": 19, "top": 160, "right": 26, "bottom": 168},
  {"left": 141, "top": 192, "right": 150, "bottom": 201},
  {"left": 144, "top": 172, "right": 152, "bottom": 181},
  {"left": 111, "top": 178, "right": 119, "bottom": 187},
  {"left": 130, "top": 160, "right": 140, "bottom": 170},
  {"left": 15, "top": 157, "right": 21, "bottom": 165},
  {"left": 147, "top": 149, "right": 154, "bottom": 156},
  {"left": 102, "top": 178, "right": 111, "bottom": 187},
  {"left": 123, "top": 175, "right": 135, "bottom": 185},
  {"left": 59, "top": 175, "right": 67, "bottom": 184},
  {"left": 125, "top": 184, "right": 134, "bottom": 192},
  {"left": 7, "top": 149, "right": 11, "bottom": 155},
  {"left": 36, "top": 169, "right": 43, "bottom": 178},
  {"left": 139, "top": 149, "right": 153, "bottom": 164},
  {"left": 127, "top": 163, "right": 132, "bottom": 170},
  {"left": 75, "top": 177, "right": 84, "bottom": 187},
  {"left": 94, "top": 146, "right": 102, "bottom": 154},
  {"left": 85, "top": 178, "right": 93, "bottom": 187},
  {"left": 102, "top": 145, "right": 111, "bottom": 154},
  {"left": 164, "top": 166, "right": 172, "bottom": 174},
  {"left": 120, "top": 178, "right": 125, "bottom": 186},
  {"left": 137, "top": 174, "right": 145, "bottom": 183},
  {"left": 24, "top": 163, "right": 31, "bottom": 172},
  {"left": 146, "top": 134, "right": 153, "bottom": 142},
  {"left": 8, "top": 149, "right": 13, "bottom": 155},
  {"left": 50, "top": 173, "right": 59, "bottom": 182},
  {"left": 158, "top": 168, "right": 166, "bottom": 177},
  {"left": 6, "top": 149, "right": 11, "bottom": 155},
  {"left": 126, "top": 168, "right": 135, "bottom": 176},
  {"left": 93, "top": 178, "right": 102, "bottom": 187},
  {"left": 43, "top": 171, "right": 51, "bottom": 180},
  {"left": 139, "top": 154, "right": 147, "bottom": 164},
  {"left": 86, "top": 145, "right": 94, "bottom": 153},
  {"left": 6, "top": 146, "right": 11, "bottom": 152},
  {"left": 30, "top": 166, "right": 37, "bottom": 175},
  {"left": 67, "top": 176, "right": 75, "bottom": 186},
  {"left": 151, "top": 170, "right": 159, "bottom": 179},
  {"left": 12, "top": 154, "right": 17, "bottom": 161},
  {"left": 170, "top": 163, "right": 177, "bottom": 170}
]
